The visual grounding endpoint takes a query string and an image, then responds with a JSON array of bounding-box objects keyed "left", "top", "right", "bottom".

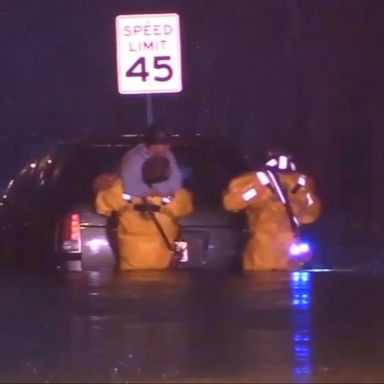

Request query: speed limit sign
[{"left": 115, "top": 13, "right": 182, "bottom": 94}]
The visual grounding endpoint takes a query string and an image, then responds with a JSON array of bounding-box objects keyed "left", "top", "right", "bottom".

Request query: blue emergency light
[
  {"left": 289, "top": 240, "right": 313, "bottom": 267},
  {"left": 289, "top": 241, "right": 311, "bottom": 256}
]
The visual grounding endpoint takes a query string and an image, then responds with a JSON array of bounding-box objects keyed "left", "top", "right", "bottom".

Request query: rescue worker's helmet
[
  {"left": 143, "top": 122, "right": 172, "bottom": 146},
  {"left": 265, "top": 148, "right": 297, "bottom": 172},
  {"left": 142, "top": 155, "right": 171, "bottom": 186}
]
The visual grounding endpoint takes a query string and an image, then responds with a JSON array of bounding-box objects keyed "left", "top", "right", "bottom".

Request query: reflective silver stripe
[
  {"left": 122, "top": 193, "right": 132, "bottom": 201},
  {"left": 278, "top": 155, "right": 288, "bottom": 170},
  {"left": 267, "top": 170, "right": 300, "bottom": 228},
  {"left": 306, "top": 192, "right": 314, "bottom": 206},
  {"left": 266, "top": 157, "right": 296, "bottom": 171},
  {"left": 291, "top": 175, "right": 306, "bottom": 194},
  {"left": 256, "top": 171, "right": 270, "bottom": 186},
  {"left": 242, "top": 188, "right": 257, "bottom": 202},
  {"left": 266, "top": 158, "right": 278, "bottom": 167},
  {"left": 298, "top": 175, "right": 306, "bottom": 187},
  {"left": 162, "top": 196, "right": 172, "bottom": 204},
  {"left": 266, "top": 170, "right": 286, "bottom": 204}
]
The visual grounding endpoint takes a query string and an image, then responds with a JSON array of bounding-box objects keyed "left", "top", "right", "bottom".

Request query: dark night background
[{"left": 1, "top": 0, "right": 384, "bottom": 247}]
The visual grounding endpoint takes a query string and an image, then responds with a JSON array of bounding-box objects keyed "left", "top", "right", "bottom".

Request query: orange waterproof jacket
[
  {"left": 96, "top": 179, "right": 193, "bottom": 270},
  {"left": 223, "top": 170, "right": 321, "bottom": 270}
]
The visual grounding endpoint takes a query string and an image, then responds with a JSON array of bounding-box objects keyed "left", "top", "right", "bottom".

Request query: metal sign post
[{"left": 146, "top": 94, "right": 154, "bottom": 125}]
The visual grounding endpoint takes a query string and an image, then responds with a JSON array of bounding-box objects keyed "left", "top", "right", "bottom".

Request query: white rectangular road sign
[{"left": 116, "top": 13, "right": 182, "bottom": 94}]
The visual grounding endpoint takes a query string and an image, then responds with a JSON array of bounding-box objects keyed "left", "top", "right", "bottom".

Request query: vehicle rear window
[
  {"left": 52, "top": 143, "right": 248, "bottom": 206},
  {"left": 174, "top": 145, "right": 249, "bottom": 206},
  {"left": 52, "top": 145, "right": 128, "bottom": 204}
]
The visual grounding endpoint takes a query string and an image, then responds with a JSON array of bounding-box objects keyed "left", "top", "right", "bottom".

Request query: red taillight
[
  {"left": 69, "top": 214, "right": 80, "bottom": 241},
  {"left": 62, "top": 213, "right": 81, "bottom": 253}
]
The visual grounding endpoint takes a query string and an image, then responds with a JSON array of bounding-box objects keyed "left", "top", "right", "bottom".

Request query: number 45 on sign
[{"left": 116, "top": 13, "right": 183, "bottom": 94}]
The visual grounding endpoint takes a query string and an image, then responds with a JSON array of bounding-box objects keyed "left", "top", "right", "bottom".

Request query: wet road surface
[{"left": 0, "top": 267, "right": 384, "bottom": 383}]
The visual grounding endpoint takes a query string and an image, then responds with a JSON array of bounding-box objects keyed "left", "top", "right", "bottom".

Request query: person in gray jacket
[{"left": 121, "top": 122, "right": 182, "bottom": 198}]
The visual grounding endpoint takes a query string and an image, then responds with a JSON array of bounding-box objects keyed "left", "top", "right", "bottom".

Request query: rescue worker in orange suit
[
  {"left": 95, "top": 155, "right": 193, "bottom": 270},
  {"left": 223, "top": 150, "right": 321, "bottom": 271}
]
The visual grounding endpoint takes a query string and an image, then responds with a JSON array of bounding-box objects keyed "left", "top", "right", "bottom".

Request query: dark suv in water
[{"left": 0, "top": 134, "right": 249, "bottom": 271}]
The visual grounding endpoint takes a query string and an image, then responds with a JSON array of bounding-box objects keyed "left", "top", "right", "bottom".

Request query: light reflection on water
[
  {"left": 3, "top": 268, "right": 377, "bottom": 382},
  {"left": 291, "top": 271, "right": 312, "bottom": 381},
  {"left": 62, "top": 270, "right": 194, "bottom": 382}
]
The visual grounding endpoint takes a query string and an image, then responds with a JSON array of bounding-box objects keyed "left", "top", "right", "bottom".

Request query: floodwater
[{"left": 0, "top": 265, "right": 384, "bottom": 383}]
